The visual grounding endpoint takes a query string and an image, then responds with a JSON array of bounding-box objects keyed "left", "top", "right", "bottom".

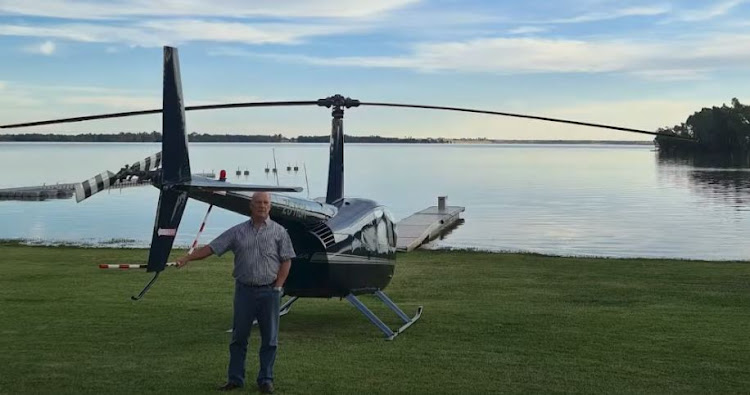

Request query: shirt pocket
[{"left": 258, "top": 238, "right": 279, "bottom": 260}]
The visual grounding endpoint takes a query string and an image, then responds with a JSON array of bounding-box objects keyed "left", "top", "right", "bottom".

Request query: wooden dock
[{"left": 396, "top": 199, "right": 465, "bottom": 252}]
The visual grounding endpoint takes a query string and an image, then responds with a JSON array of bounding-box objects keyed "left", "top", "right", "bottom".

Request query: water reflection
[
  {"left": 4, "top": 143, "right": 750, "bottom": 260},
  {"left": 657, "top": 151, "right": 750, "bottom": 209}
]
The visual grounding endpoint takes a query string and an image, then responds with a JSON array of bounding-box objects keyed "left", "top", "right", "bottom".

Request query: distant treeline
[
  {"left": 296, "top": 135, "right": 451, "bottom": 143},
  {"left": 0, "top": 132, "right": 451, "bottom": 144},
  {"left": 655, "top": 98, "right": 750, "bottom": 157},
  {"left": 484, "top": 140, "right": 653, "bottom": 145}
]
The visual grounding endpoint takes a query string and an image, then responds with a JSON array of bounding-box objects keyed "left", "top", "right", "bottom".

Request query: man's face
[{"left": 250, "top": 192, "right": 271, "bottom": 219}]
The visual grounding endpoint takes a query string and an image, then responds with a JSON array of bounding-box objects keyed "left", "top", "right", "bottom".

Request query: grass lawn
[{"left": 1, "top": 244, "right": 749, "bottom": 394}]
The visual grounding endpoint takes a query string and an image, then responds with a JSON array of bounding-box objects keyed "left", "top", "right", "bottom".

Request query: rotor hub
[{"left": 317, "top": 94, "right": 360, "bottom": 109}]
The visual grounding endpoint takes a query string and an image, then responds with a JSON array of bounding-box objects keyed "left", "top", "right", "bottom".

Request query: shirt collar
[{"left": 249, "top": 217, "right": 269, "bottom": 227}]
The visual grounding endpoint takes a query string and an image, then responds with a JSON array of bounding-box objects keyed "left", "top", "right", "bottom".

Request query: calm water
[{"left": 1, "top": 142, "right": 749, "bottom": 260}]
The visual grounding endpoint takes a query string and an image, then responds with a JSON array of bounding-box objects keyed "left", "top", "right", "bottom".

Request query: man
[{"left": 176, "top": 192, "right": 295, "bottom": 394}]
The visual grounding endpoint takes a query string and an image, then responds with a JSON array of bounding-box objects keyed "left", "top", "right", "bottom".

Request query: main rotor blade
[
  {"left": 359, "top": 102, "right": 696, "bottom": 141},
  {"left": 2, "top": 97, "right": 695, "bottom": 142},
  {"left": 0, "top": 101, "right": 319, "bottom": 129}
]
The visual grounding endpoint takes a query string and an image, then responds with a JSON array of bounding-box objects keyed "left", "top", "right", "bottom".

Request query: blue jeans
[{"left": 227, "top": 282, "right": 281, "bottom": 387}]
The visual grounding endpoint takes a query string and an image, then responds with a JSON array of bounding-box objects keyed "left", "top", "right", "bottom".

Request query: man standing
[{"left": 176, "top": 192, "right": 295, "bottom": 394}]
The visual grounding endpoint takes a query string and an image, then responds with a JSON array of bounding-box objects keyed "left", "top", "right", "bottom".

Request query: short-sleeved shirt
[{"left": 209, "top": 217, "right": 296, "bottom": 286}]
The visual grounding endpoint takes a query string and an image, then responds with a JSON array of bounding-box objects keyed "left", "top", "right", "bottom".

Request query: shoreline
[
  {"left": 0, "top": 139, "right": 654, "bottom": 145},
  {"left": 2, "top": 240, "right": 745, "bottom": 263}
]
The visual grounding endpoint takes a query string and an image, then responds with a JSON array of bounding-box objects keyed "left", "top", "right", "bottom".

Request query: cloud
[
  {"left": 508, "top": 26, "right": 548, "bottom": 35},
  {"left": 214, "top": 34, "right": 750, "bottom": 80},
  {"left": 527, "top": 5, "right": 671, "bottom": 24},
  {"left": 57, "top": 93, "right": 268, "bottom": 110},
  {"left": 1, "top": 24, "right": 109, "bottom": 42},
  {"left": 60, "top": 95, "right": 161, "bottom": 109},
  {"left": 629, "top": 69, "right": 710, "bottom": 81},
  {"left": 0, "top": 19, "right": 372, "bottom": 46},
  {"left": 0, "top": 0, "right": 418, "bottom": 19},
  {"left": 23, "top": 40, "right": 56, "bottom": 55},
  {"left": 0, "top": 82, "right": 45, "bottom": 107},
  {"left": 672, "top": 0, "right": 746, "bottom": 22},
  {"left": 138, "top": 19, "right": 370, "bottom": 45}
]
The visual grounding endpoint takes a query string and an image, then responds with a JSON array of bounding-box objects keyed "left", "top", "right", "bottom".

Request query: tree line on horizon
[
  {"left": 0, "top": 131, "right": 451, "bottom": 144},
  {"left": 654, "top": 98, "right": 750, "bottom": 159}
]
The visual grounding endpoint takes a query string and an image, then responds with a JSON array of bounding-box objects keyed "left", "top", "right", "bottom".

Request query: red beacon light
[{"left": 219, "top": 169, "right": 227, "bottom": 181}]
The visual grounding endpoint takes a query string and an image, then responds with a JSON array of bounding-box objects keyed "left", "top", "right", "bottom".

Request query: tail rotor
[{"left": 74, "top": 152, "right": 162, "bottom": 203}]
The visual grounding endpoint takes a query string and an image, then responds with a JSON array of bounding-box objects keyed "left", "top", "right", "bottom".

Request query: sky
[{"left": 1, "top": 0, "right": 749, "bottom": 140}]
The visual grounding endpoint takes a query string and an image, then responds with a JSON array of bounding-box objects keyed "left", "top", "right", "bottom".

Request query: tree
[{"left": 655, "top": 98, "right": 750, "bottom": 157}]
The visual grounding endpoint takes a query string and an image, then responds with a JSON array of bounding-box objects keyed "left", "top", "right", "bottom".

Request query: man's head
[{"left": 250, "top": 191, "right": 272, "bottom": 222}]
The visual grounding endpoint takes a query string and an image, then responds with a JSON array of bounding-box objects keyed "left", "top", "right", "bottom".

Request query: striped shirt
[{"left": 209, "top": 218, "right": 296, "bottom": 286}]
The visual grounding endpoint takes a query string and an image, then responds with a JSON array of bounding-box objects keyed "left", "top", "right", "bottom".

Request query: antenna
[
  {"left": 303, "top": 163, "right": 310, "bottom": 199},
  {"left": 272, "top": 148, "right": 279, "bottom": 186}
]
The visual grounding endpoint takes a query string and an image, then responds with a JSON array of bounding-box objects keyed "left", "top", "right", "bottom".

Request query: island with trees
[{"left": 654, "top": 98, "right": 750, "bottom": 160}]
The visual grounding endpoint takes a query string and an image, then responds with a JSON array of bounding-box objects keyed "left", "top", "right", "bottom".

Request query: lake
[{"left": 1, "top": 142, "right": 749, "bottom": 260}]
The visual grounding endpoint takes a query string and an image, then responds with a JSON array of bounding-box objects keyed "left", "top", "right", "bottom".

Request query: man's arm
[
  {"left": 274, "top": 259, "right": 291, "bottom": 288},
  {"left": 176, "top": 245, "right": 214, "bottom": 268}
]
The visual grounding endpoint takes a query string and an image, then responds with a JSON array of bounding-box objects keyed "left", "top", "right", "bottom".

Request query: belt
[{"left": 241, "top": 282, "right": 273, "bottom": 288}]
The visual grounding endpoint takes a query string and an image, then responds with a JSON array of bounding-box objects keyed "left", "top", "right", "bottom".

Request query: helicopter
[{"left": 0, "top": 46, "right": 695, "bottom": 340}]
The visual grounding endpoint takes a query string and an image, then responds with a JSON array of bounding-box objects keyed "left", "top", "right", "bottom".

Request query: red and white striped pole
[
  {"left": 99, "top": 204, "right": 214, "bottom": 269},
  {"left": 187, "top": 204, "right": 213, "bottom": 255}
]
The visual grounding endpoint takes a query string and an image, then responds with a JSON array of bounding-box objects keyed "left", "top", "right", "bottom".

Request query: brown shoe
[
  {"left": 217, "top": 382, "right": 242, "bottom": 391},
  {"left": 258, "top": 381, "right": 274, "bottom": 394}
]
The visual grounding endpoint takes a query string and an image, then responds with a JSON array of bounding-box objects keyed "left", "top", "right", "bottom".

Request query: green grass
[{"left": 1, "top": 245, "right": 749, "bottom": 394}]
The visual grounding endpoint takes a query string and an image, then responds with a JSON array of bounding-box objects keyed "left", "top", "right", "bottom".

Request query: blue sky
[{"left": 1, "top": 0, "right": 749, "bottom": 140}]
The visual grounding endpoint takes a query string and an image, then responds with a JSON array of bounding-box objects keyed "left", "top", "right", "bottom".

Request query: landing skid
[
  {"left": 345, "top": 290, "right": 423, "bottom": 340},
  {"left": 280, "top": 296, "right": 299, "bottom": 316}
]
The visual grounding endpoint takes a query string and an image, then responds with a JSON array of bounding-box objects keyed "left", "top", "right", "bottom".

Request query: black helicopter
[{"left": 0, "top": 46, "right": 695, "bottom": 340}]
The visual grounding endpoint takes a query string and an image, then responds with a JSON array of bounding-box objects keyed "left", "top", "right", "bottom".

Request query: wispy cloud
[
  {"left": 23, "top": 40, "right": 56, "bottom": 55},
  {"left": 61, "top": 95, "right": 161, "bottom": 109},
  {"left": 57, "top": 93, "right": 264, "bottom": 109},
  {"left": 630, "top": 69, "right": 710, "bottom": 82},
  {"left": 527, "top": 5, "right": 671, "bottom": 25},
  {"left": 0, "top": 81, "right": 45, "bottom": 107},
  {"left": 20, "top": 84, "right": 146, "bottom": 94},
  {"left": 0, "top": 0, "right": 418, "bottom": 19},
  {"left": 0, "top": 19, "right": 372, "bottom": 46},
  {"left": 508, "top": 26, "right": 548, "bottom": 35},
  {"left": 213, "top": 34, "right": 750, "bottom": 80},
  {"left": 672, "top": 0, "right": 746, "bottom": 22},
  {"left": 139, "top": 19, "right": 371, "bottom": 45}
]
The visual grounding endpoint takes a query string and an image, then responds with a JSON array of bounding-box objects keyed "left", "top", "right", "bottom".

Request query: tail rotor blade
[
  {"left": 130, "top": 151, "right": 162, "bottom": 172},
  {"left": 74, "top": 152, "right": 162, "bottom": 203},
  {"left": 74, "top": 171, "right": 116, "bottom": 203}
]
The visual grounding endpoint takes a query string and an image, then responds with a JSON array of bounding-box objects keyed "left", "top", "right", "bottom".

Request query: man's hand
[
  {"left": 176, "top": 256, "right": 190, "bottom": 268},
  {"left": 174, "top": 246, "right": 213, "bottom": 269}
]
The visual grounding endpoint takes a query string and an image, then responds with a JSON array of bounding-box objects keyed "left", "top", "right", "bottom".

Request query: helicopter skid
[
  {"left": 345, "top": 290, "right": 422, "bottom": 341},
  {"left": 279, "top": 295, "right": 299, "bottom": 316}
]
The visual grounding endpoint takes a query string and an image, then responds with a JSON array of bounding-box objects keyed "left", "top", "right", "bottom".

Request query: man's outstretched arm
[{"left": 176, "top": 245, "right": 214, "bottom": 268}]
